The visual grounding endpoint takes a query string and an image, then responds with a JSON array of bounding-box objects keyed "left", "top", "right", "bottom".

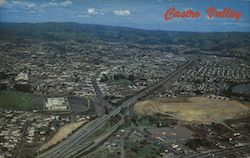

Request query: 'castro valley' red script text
[{"left": 164, "top": 7, "right": 241, "bottom": 21}]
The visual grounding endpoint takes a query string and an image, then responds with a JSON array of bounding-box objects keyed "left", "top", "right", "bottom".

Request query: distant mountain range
[{"left": 1, "top": 22, "right": 250, "bottom": 50}]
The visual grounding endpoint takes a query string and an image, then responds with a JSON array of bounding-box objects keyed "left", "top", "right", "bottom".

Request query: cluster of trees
[
  {"left": 100, "top": 73, "right": 136, "bottom": 82},
  {"left": 14, "top": 83, "right": 32, "bottom": 92},
  {"left": 185, "top": 138, "right": 217, "bottom": 151}
]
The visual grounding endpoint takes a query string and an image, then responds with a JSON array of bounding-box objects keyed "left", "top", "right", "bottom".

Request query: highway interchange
[{"left": 37, "top": 60, "right": 249, "bottom": 158}]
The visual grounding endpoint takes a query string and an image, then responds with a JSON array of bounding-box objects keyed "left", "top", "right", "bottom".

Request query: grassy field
[
  {"left": 134, "top": 96, "right": 249, "bottom": 124},
  {"left": 0, "top": 91, "right": 37, "bottom": 110}
]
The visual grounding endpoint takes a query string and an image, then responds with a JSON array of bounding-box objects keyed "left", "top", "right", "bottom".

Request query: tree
[
  {"left": 128, "top": 74, "right": 135, "bottom": 82},
  {"left": 100, "top": 74, "right": 108, "bottom": 82}
]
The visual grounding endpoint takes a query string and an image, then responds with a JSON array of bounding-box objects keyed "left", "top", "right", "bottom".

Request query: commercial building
[{"left": 45, "top": 97, "right": 70, "bottom": 111}]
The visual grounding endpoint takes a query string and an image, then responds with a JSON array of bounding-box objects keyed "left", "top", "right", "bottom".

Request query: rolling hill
[{"left": 0, "top": 22, "right": 250, "bottom": 50}]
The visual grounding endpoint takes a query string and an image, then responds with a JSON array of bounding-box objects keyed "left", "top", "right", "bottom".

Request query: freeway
[
  {"left": 37, "top": 116, "right": 110, "bottom": 158},
  {"left": 37, "top": 60, "right": 192, "bottom": 158},
  {"left": 70, "top": 119, "right": 125, "bottom": 158},
  {"left": 92, "top": 70, "right": 115, "bottom": 115},
  {"left": 185, "top": 144, "right": 250, "bottom": 158},
  {"left": 91, "top": 71, "right": 108, "bottom": 115},
  {"left": 113, "top": 60, "right": 193, "bottom": 116}
]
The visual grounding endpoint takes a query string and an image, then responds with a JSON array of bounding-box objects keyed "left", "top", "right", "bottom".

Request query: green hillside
[{"left": 1, "top": 22, "right": 250, "bottom": 50}]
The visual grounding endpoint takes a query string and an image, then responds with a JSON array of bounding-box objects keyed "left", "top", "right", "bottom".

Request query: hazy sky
[{"left": 0, "top": 0, "right": 250, "bottom": 32}]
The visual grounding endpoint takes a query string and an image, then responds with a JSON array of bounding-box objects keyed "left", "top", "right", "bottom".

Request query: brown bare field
[
  {"left": 134, "top": 97, "right": 249, "bottom": 124},
  {"left": 39, "top": 121, "right": 86, "bottom": 151}
]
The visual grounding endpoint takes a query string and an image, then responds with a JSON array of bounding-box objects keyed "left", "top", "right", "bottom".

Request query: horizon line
[{"left": 1, "top": 21, "right": 250, "bottom": 33}]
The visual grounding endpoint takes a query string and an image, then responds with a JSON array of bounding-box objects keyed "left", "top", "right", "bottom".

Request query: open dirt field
[
  {"left": 134, "top": 97, "right": 249, "bottom": 124},
  {"left": 39, "top": 121, "right": 86, "bottom": 151}
]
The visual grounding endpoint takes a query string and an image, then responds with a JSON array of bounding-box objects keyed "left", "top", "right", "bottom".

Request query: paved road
[
  {"left": 185, "top": 144, "right": 250, "bottom": 158},
  {"left": 37, "top": 116, "right": 109, "bottom": 158},
  {"left": 92, "top": 70, "right": 116, "bottom": 115},
  {"left": 120, "top": 136, "right": 125, "bottom": 158},
  {"left": 71, "top": 119, "right": 125, "bottom": 158},
  {"left": 38, "top": 61, "right": 192, "bottom": 158},
  {"left": 91, "top": 71, "right": 107, "bottom": 116}
]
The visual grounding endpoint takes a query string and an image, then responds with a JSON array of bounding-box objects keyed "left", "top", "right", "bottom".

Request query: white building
[
  {"left": 15, "top": 72, "right": 29, "bottom": 81},
  {"left": 45, "top": 97, "right": 70, "bottom": 111}
]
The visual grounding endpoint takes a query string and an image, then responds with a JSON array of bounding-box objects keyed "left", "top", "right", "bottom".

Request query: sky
[{"left": 0, "top": 0, "right": 250, "bottom": 32}]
